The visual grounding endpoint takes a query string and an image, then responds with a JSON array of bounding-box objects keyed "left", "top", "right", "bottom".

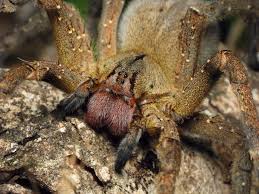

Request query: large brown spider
[{"left": 1, "top": 0, "right": 259, "bottom": 193}]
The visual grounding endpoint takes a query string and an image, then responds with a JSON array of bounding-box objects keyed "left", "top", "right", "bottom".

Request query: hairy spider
[{"left": 1, "top": 0, "right": 259, "bottom": 193}]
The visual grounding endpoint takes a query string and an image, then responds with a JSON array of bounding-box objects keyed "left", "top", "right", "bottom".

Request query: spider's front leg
[
  {"left": 0, "top": 0, "right": 97, "bottom": 94},
  {"left": 97, "top": 0, "right": 125, "bottom": 62},
  {"left": 39, "top": 0, "right": 96, "bottom": 77},
  {"left": 170, "top": 50, "right": 259, "bottom": 192},
  {"left": 114, "top": 103, "right": 181, "bottom": 194},
  {"left": 144, "top": 105, "right": 181, "bottom": 194},
  {"left": 0, "top": 60, "right": 81, "bottom": 95},
  {"left": 154, "top": 119, "right": 181, "bottom": 194},
  {"left": 55, "top": 78, "right": 96, "bottom": 118}
]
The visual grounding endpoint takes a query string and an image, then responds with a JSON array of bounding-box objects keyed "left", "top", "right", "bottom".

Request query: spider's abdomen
[{"left": 84, "top": 91, "right": 135, "bottom": 137}]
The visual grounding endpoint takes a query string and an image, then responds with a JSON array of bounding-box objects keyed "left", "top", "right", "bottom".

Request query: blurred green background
[
  {"left": 64, "top": 0, "right": 131, "bottom": 19},
  {"left": 65, "top": 0, "right": 90, "bottom": 18}
]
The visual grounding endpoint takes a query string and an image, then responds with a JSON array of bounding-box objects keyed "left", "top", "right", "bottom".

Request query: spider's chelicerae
[{"left": 1, "top": 0, "right": 259, "bottom": 193}]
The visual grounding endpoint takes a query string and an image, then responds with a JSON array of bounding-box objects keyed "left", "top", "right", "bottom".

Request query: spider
[{"left": 1, "top": 0, "right": 259, "bottom": 193}]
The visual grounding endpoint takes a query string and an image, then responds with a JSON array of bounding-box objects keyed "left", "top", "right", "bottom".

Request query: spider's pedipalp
[
  {"left": 55, "top": 93, "right": 86, "bottom": 119},
  {"left": 115, "top": 124, "right": 143, "bottom": 173},
  {"left": 55, "top": 78, "right": 96, "bottom": 118}
]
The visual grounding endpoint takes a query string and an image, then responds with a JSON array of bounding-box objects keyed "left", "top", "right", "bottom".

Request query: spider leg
[
  {"left": 209, "top": 51, "right": 259, "bottom": 160},
  {"left": 174, "top": 5, "right": 259, "bottom": 162},
  {"left": 97, "top": 0, "right": 125, "bottom": 62},
  {"left": 168, "top": 50, "right": 259, "bottom": 192},
  {"left": 39, "top": 0, "right": 97, "bottom": 78},
  {"left": 209, "top": 51, "right": 259, "bottom": 190},
  {"left": 0, "top": 1, "right": 98, "bottom": 95},
  {"left": 142, "top": 104, "right": 181, "bottom": 194},
  {"left": 115, "top": 120, "right": 143, "bottom": 173},
  {"left": 0, "top": 65, "right": 33, "bottom": 94},
  {"left": 180, "top": 114, "right": 252, "bottom": 194},
  {"left": 155, "top": 121, "right": 181, "bottom": 194},
  {"left": 0, "top": 60, "right": 81, "bottom": 94},
  {"left": 177, "top": 7, "right": 206, "bottom": 86}
]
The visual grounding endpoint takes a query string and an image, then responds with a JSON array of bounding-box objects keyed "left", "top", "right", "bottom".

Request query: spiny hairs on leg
[
  {"left": 38, "top": 0, "right": 97, "bottom": 79},
  {"left": 98, "top": 0, "right": 125, "bottom": 62},
  {"left": 180, "top": 114, "right": 252, "bottom": 194},
  {"left": 141, "top": 104, "right": 181, "bottom": 194},
  {"left": 0, "top": 59, "right": 81, "bottom": 95},
  {"left": 0, "top": 0, "right": 97, "bottom": 95},
  {"left": 0, "top": 64, "right": 33, "bottom": 95}
]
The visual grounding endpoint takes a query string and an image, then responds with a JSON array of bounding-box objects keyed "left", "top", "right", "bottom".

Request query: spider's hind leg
[{"left": 180, "top": 114, "right": 252, "bottom": 194}]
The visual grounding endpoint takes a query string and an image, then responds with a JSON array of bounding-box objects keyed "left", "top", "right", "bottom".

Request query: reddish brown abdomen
[{"left": 84, "top": 91, "right": 135, "bottom": 137}]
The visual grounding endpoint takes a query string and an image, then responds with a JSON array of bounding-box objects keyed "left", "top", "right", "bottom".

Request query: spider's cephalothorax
[{"left": 1, "top": 0, "right": 259, "bottom": 193}]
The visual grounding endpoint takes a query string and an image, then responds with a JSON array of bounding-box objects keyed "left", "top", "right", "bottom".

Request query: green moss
[{"left": 64, "top": 0, "right": 89, "bottom": 18}]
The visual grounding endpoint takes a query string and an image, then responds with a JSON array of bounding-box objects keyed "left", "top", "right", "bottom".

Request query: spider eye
[{"left": 123, "top": 73, "right": 128, "bottom": 78}]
